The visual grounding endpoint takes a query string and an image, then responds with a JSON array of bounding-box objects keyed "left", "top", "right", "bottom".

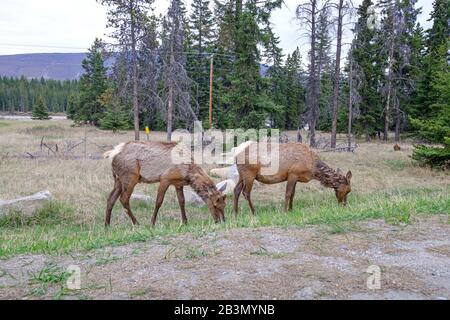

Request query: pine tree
[
  {"left": 410, "top": 60, "right": 450, "bottom": 168},
  {"left": 351, "top": 0, "right": 383, "bottom": 140},
  {"left": 316, "top": 5, "right": 333, "bottom": 132},
  {"left": 414, "top": 0, "right": 449, "bottom": 119},
  {"left": 210, "top": 1, "right": 237, "bottom": 129},
  {"left": 284, "top": 48, "right": 305, "bottom": 130},
  {"left": 230, "top": 0, "right": 284, "bottom": 129},
  {"left": 189, "top": 0, "right": 214, "bottom": 120},
  {"left": 228, "top": 5, "right": 267, "bottom": 129},
  {"left": 77, "top": 38, "right": 109, "bottom": 125},
  {"left": 0, "top": 77, "right": 79, "bottom": 113},
  {"left": 99, "top": 89, "right": 132, "bottom": 132},
  {"left": 405, "top": 23, "right": 426, "bottom": 120},
  {"left": 190, "top": 0, "right": 214, "bottom": 54},
  {"left": 409, "top": 0, "right": 450, "bottom": 168},
  {"left": 31, "top": 96, "right": 50, "bottom": 120},
  {"left": 377, "top": 0, "right": 420, "bottom": 142},
  {"left": 66, "top": 94, "right": 78, "bottom": 120},
  {"left": 137, "top": 15, "right": 160, "bottom": 130}
]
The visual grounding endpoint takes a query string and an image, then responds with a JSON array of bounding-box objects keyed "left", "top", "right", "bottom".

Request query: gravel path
[{"left": 0, "top": 215, "right": 449, "bottom": 300}]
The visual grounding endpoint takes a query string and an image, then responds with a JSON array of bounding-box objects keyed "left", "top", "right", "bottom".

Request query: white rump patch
[{"left": 103, "top": 143, "right": 125, "bottom": 160}]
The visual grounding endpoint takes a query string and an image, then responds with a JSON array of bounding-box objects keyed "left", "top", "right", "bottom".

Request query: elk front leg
[
  {"left": 242, "top": 178, "right": 256, "bottom": 215},
  {"left": 151, "top": 181, "right": 170, "bottom": 226},
  {"left": 285, "top": 176, "right": 297, "bottom": 212},
  {"left": 176, "top": 186, "right": 187, "bottom": 225}
]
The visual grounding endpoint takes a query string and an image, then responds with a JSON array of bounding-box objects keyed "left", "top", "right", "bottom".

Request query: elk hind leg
[
  {"left": 119, "top": 175, "right": 139, "bottom": 225},
  {"left": 105, "top": 178, "right": 122, "bottom": 226},
  {"left": 242, "top": 178, "right": 256, "bottom": 215},
  {"left": 233, "top": 179, "right": 244, "bottom": 216}
]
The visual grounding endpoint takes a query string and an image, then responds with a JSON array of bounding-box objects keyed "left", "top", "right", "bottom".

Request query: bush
[{"left": 412, "top": 138, "right": 450, "bottom": 169}]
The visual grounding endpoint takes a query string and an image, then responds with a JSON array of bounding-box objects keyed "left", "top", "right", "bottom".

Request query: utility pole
[{"left": 209, "top": 54, "right": 214, "bottom": 128}]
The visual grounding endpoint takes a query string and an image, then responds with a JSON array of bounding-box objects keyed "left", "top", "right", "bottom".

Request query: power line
[{"left": 0, "top": 43, "right": 88, "bottom": 50}]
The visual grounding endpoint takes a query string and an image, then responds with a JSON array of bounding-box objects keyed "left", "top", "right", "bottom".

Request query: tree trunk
[
  {"left": 308, "top": 0, "right": 318, "bottom": 148},
  {"left": 384, "top": 12, "right": 395, "bottom": 142},
  {"left": 130, "top": 4, "right": 140, "bottom": 141},
  {"left": 384, "top": 53, "right": 393, "bottom": 142},
  {"left": 348, "top": 51, "right": 353, "bottom": 151},
  {"left": 394, "top": 96, "right": 401, "bottom": 142},
  {"left": 167, "top": 52, "right": 174, "bottom": 141},
  {"left": 331, "top": 0, "right": 344, "bottom": 148},
  {"left": 167, "top": 85, "right": 173, "bottom": 141}
]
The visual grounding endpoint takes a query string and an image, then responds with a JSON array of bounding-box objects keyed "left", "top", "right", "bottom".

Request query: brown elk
[
  {"left": 393, "top": 143, "right": 401, "bottom": 151},
  {"left": 233, "top": 142, "right": 352, "bottom": 214},
  {"left": 103, "top": 141, "right": 226, "bottom": 226}
]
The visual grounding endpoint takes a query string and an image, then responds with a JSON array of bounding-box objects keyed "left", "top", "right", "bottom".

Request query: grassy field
[{"left": 0, "top": 119, "right": 448, "bottom": 258}]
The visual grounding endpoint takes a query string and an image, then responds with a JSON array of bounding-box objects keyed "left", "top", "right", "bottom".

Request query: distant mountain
[
  {"left": 0, "top": 53, "right": 86, "bottom": 80},
  {"left": 0, "top": 52, "right": 271, "bottom": 81}
]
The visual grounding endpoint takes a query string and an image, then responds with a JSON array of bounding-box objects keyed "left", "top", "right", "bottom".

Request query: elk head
[
  {"left": 206, "top": 182, "right": 227, "bottom": 222},
  {"left": 334, "top": 169, "right": 352, "bottom": 205}
]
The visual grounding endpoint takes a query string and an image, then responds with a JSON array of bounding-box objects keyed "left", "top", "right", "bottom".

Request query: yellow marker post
[{"left": 145, "top": 126, "right": 150, "bottom": 140}]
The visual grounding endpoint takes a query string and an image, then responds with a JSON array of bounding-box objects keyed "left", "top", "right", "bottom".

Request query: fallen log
[
  {"left": 130, "top": 194, "right": 153, "bottom": 203},
  {"left": 0, "top": 190, "right": 52, "bottom": 216},
  {"left": 209, "top": 164, "right": 239, "bottom": 182}
]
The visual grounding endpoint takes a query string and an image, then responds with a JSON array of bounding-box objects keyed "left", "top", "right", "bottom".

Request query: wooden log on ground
[{"left": 0, "top": 190, "right": 52, "bottom": 216}]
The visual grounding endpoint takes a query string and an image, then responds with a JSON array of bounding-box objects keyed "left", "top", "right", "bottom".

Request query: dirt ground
[{"left": 0, "top": 215, "right": 448, "bottom": 300}]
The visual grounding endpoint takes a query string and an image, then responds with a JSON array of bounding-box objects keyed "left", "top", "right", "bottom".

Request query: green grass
[
  {"left": 27, "top": 262, "right": 72, "bottom": 298},
  {"left": 0, "top": 201, "right": 74, "bottom": 228},
  {"left": 29, "top": 263, "right": 71, "bottom": 285},
  {"left": 386, "top": 159, "right": 408, "bottom": 171},
  {"left": 0, "top": 186, "right": 448, "bottom": 258},
  {"left": 0, "top": 121, "right": 10, "bottom": 129}
]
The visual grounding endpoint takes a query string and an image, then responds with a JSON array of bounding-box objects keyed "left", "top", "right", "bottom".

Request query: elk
[
  {"left": 393, "top": 143, "right": 401, "bottom": 151},
  {"left": 233, "top": 142, "right": 352, "bottom": 214},
  {"left": 103, "top": 141, "right": 226, "bottom": 226}
]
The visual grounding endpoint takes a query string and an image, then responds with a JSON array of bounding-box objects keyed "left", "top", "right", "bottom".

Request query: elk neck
[
  {"left": 312, "top": 159, "right": 347, "bottom": 189},
  {"left": 186, "top": 165, "right": 219, "bottom": 202}
]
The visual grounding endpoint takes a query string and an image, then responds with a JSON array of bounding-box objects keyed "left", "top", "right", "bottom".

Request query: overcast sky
[{"left": 0, "top": 0, "right": 434, "bottom": 57}]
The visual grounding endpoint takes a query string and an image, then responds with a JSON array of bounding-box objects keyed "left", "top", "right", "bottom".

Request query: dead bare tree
[
  {"left": 330, "top": 0, "right": 354, "bottom": 148},
  {"left": 99, "top": 0, "right": 154, "bottom": 141},
  {"left": 296, "top": 0, "right": 331, "bottom": 147},
  {"left": 161, "top": 0, "right": 198, "bottom": 141}
]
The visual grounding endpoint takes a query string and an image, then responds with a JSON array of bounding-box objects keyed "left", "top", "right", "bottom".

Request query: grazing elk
[
  {"left": 103, "top": 141, "right": 226, "bottom": 226},
  {"left": 234, "top": 142, "right": 352, "bottom": 215}
]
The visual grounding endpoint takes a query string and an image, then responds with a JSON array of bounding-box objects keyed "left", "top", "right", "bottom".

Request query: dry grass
[
  {"left": 0, "top": 119, "right": 448, "bottom": 221},
  {"left": 0, "top": 119, "right": 448, "bottom": 257}
]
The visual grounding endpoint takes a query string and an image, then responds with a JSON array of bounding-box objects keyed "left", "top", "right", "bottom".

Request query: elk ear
[
  {"left": 218, "top": 182, "right": 227, "bottom": 193},
  {"left": 222, "top": 194, "right": 227, "bottom": 201},
  {"left": 337, "top": 168, "right": 343, "bottom": 175},
  {"left": 346, "top": 171, "right": 352, "bottom": 181}
]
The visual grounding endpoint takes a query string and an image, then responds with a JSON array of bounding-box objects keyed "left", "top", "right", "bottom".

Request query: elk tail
[
  {"left": 231, "top": 140, "right": 256, "bottom": 158},
  {"left": 103, "top": 143, "right": 125, "bottom": 160}
]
